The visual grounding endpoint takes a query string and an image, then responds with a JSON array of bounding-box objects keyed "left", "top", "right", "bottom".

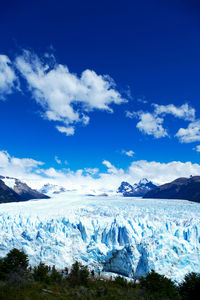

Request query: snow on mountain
[
  {"left": 1, "top": 177, "right": 16, "bottom": 189},
  {"left": 39, "top": 183, "right": 67, "bottom": 196},
  {"left": 40, "top": 183, "right": 112, "bottom": 197},
  {"left": 118, "top": 179, "right": 157, "bottom": 197},
  {"left": 117, "top": 182, "right": 134, "bottom": 194},
  {"left": 0, "top": 176, "right": 50, "bottom": 201},
  {"left": 0, "top": 193, "right": 199, "bottom": 282}
]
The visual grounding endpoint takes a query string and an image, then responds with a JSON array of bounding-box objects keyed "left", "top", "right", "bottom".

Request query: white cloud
[
  {"left": 56, "top": 126, "right": 75, "bottom": 136},
  {"left": 193, "top": 145, "right": 200, "bottom": 152},
  {"left": 55, "top": 156, "right": 61, "bottom": 164},
  {"left": 126, "top": 103, "right": 196, "bottom": 140},
  {"left": 136, "top": 112, "right": 168, "bottom": 138},
  {"left": 122, "top": 150, "right": 135, "bottom": 157},
  {"left": 153, "top": 103, "right": 195, "bottom": 121},
  {"left": 1, "top": 150, "right": 200, "bottom": 192},
  {"left": 175, "top": 120, "right": 200, "bottom": 143},
  {"left": 0, "top": 55, "right": 18, "bottom": 99},
  {"left": 0, "top": 150, "right": 44, "bottom": 185},
  {"left": 15, "top": 50, "right": 126, "bottom": 135}
]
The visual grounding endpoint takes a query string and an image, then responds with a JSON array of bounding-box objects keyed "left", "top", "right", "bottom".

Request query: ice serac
[{"left": 0, "top": 194, "right": 199, "bottom": 282}]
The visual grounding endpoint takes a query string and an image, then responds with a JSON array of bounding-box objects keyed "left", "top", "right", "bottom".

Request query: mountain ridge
[
  {"left": 0, "top": 176, "right": 50, "bottom": 203},
  {"left": 117, "top": 178, "right": 157, "bottom": 197},
  {"left": 143, "top": 175, "right": 200, "bottom": 202}
]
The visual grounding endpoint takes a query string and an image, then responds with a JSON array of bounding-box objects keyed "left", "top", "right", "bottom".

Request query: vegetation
[
  {"left": 140, "top": 270, "right": 180, "bottom": 300},
  {"left": 0, "top": 248, "right": 199, "bottom": 299}
]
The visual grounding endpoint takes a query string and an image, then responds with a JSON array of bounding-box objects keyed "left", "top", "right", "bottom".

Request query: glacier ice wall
[{"left": 0, "top": 194, "right": 200, "bottom": 282}]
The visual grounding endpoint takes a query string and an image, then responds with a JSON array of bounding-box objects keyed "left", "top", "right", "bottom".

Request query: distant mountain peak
[
  {"left": 40, "top": 183, "right": 66, "bottom": 195},
  {"left": 118, "top": 178, "right": 157, "bottom": 197}
]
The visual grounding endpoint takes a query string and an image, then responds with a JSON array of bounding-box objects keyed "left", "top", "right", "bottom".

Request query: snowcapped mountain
[
  {"left": 0, "top": 193, "right": 199, "bottom": 282},
  {"left": 39, "top": 184, "right": 67, "bottom": 196},
  {"left": 39, "top": 183, "right": 110, "bottom": 197},
  {"left": 0, "top": 176, "right": 49, "bottom": 202},
  {"left": 0, "top": 179, "right": 23, "bottom": 203},
  {"left": 118, "top": 179, "right": 157, "bottom": 197}
]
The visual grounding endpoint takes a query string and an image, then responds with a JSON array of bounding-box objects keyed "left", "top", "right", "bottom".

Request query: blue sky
[{"left": 1, "top": 0, "right": 200, "bottom": 190}]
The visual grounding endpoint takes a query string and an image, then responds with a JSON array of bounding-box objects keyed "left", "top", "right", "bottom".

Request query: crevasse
[{"left": 0, "top": 194, "right": 199, "bottom": 282}]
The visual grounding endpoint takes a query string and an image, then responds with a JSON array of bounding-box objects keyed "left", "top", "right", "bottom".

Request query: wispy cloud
[
  {"left": 193, "top": 145, "right": 200, "bottom": 152},
  {"left": 55, "top": 156, "right": 61, "bottom": 164},
  {"left": 122, "top": 150, "right": 135, "bottom": 157},
  {"left": 153, "top": 103, "right": 195, "bottom": 121},
  {"left": 0, "top": 55, "right": 18, "bottom": 99}
]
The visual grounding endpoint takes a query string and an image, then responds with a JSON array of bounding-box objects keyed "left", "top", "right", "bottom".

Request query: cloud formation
[
  {"left": 15, "top": 50, "right": 126, "bottom": 135},
  {"left": 0, "top": 55, "right": 18, "bottom": 99},
  {"left": 193, "top": 145, "right": 200, "bottom": 152},
  {"left": 175, "top": 120, "right": 200, "bottom": 143},
  {"left": 1, "top": 150, "right": 200, "bottom": 193},
  {"left": 136, "top": 112, "right": 168, "bottom": 138},
  {"left": 122, "top": 150, "right": 135, "bottom": 157},
  {"left": 126, "top": 103, "right": 196, "bottom": 140},
  {"left": 153, "top": 103, "right": 195, "bottom": 121},
  {"left": 55, "top": 156, "right": 61, "bottom": 164}
]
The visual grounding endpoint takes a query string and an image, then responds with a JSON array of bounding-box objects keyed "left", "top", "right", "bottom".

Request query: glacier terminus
[{"left": 0, "top": 193, "right": 200, "bottom": 282}]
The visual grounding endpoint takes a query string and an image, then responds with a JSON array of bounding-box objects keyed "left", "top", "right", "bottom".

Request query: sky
[{"left": 1, "top": 0, "right": 200, "bottom": 191}]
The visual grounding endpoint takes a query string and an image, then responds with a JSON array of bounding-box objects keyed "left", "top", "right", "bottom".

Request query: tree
[
  {"left": 33, "top": 262, "right": 49, "bottom": 283},
  {"left": 140, "top": 270, "right": 180, "bottom": 300},
  {"left": 68, "top": 261, "right": 89, "bottom": 287},
  {"left": 179, "top": 272, "right": 200, "bottom": 300},
  {"left": 3, "top": 248, "right": 28, "bottom": 273},
  {"left": 50, "top": 265, "right": 62, "bottom": 283}
]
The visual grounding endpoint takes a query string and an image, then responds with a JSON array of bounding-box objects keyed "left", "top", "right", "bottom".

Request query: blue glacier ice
[{"left": 0, "top": 193, "right": 200, "bottom": 282}]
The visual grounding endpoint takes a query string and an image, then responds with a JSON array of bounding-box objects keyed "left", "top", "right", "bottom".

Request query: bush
[
  {"left": 68, "top": 261, "right": 89, "bottom": 287},
  {"left": 114, "top": 276, "right": 128, "bottom": 287},
  {"left": 179, "top": 272, "right": 200, "bottom": 300},
  {"left": 140, "top": 270, "right": 179, "bottom": 300}
]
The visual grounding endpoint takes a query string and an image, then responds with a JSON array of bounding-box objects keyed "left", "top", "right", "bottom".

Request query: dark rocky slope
[
  {"left": 0, "top": 176, "right": 49, "bottom": 203},
  {"left": 0, "top": 179, "right": 24, "bottom": 203},
  {"left": 143, "top": 176, "right": 200, "bottom": 202}
]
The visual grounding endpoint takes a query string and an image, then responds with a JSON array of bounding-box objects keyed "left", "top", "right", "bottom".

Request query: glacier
[{"left": 0, "top": 193, "right": 200, "bottom": 282}]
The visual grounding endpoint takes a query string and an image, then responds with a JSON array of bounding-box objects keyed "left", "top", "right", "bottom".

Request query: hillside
[{"left": 143, "top": 176, "right": 200, "bottom": 202}]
